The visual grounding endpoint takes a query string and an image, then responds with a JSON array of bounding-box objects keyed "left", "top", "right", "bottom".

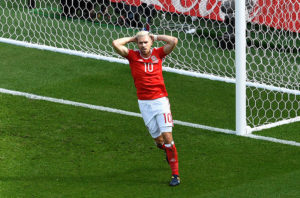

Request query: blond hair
[
  {"left": 136, "top": 31, "right": 150, "bottom": 38},
  {"left": 135, "top": 31, "right": 153, "bottom": 42}
]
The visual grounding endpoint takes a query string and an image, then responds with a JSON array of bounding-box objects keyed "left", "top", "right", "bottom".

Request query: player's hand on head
[
  {"left": 149, "top": 33, "right": 154, "bottom": 41},
  {"left": 149, "top": 34, "right": 157, "bottom": 42}
]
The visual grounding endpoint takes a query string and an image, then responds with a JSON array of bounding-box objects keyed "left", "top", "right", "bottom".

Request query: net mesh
[
  {"left": 0, "top": 0, "right": 299, "bottom": 131},
  {"left": 246, "top": 0, "right": 299, "bottom": 128}
]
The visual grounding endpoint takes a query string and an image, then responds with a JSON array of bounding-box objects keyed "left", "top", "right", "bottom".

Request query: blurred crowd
[
  {"left": 27, "top": 0, "right": 256, "bottom": 32},
  {"left": 28, "top": 0, "right": 157, "bottom": 30}
]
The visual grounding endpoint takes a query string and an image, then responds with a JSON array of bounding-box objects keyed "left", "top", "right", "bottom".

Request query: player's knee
[{"left": 162, "top": 131, "right": 173, "bottom": 144}]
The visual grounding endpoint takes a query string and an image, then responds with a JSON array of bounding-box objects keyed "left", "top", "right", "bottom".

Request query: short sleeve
[
  {"left": 126, "top": 49, "right": 134, "bottom": 61},
  {"left": 156, "top": 47, "right": 167, "bottom": 59}
]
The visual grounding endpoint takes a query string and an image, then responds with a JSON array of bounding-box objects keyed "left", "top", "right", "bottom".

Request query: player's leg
[
  {"left": 161, "top": 131, "right": 173, "bottom": 144},
  {"left": 154, "top": 135, "right": 165, "bottom": 150},
  {"left": 138, "top": 98, "right": 179, "bottom": 186},
  {"left": 154, "top": 134, "right": 169, "bottom": 165},
  {"left": 154, "top": 97, "right": 180, "bottom": 186},
  {"left": 139, "top": 99, "right": 166, "bottom": 150},
  {"left": 163, "top": 132, "right": 180, "bottom": 186},
  {"left": 156, "top": 114, "right": 180, "bottom": 186}
]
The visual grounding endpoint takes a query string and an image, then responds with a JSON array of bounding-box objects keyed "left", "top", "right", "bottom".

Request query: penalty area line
[{"left": 0, "top": 88, "right": 299, "bottom": 147}]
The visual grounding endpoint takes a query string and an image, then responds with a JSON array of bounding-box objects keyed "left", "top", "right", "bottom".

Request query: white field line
[
  {"left": 244, "top": 134, "right": 300, "bottom": 147},
  {"left": 1, "top": 88, "right": 299, "bottom": 147}
]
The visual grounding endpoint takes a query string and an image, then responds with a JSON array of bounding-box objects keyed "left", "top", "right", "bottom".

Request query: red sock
[{"left": 165, "top": 143, "right": 179, "bottom": 176}]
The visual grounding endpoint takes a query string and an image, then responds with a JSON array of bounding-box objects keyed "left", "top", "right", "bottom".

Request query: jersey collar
[{"left": 139, "top": 48, "right": 153, "bottom": 59}]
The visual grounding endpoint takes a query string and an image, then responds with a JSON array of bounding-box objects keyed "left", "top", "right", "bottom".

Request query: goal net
[{"left": 0, "top": 0, "right": 299, "bottom": 134}]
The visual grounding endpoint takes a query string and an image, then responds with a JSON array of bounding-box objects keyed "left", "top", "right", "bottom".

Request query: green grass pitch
[{"left": 0, "top": 42, "right": 300, "bottom": 197}]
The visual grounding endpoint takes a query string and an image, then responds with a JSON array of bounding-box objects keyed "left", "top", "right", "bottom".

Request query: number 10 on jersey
[{"left": 144, "top": 63, "right": 154, "bottom": 73}]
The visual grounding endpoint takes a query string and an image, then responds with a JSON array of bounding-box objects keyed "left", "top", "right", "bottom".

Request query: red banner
[
  {"left": 252, "top": 0, "right": 299, "bottom": 33},
  {"left": 111, "top": 0, "right": 299, "bottom": 32}
]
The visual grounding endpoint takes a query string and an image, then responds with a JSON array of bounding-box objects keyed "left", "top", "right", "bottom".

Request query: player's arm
[
  {"left": 151, "top": 35, "right": 178, "bottom": 55},
  {"left": 112, "top": 37, "right": 136, "bottom": 57}
]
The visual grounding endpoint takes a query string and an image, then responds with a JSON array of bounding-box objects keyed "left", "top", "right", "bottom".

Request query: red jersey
[{"left": 126, "top": 47, "right": 168, "bottom": 100}]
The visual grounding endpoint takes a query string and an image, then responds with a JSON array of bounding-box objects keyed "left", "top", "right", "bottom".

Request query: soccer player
[{"left": 112, "top": 31, "right": 180, "bottom": 186}]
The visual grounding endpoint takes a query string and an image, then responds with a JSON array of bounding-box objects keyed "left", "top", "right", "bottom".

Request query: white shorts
[{"left": 138, "top": 97, "right": 174, "bottom": 138}]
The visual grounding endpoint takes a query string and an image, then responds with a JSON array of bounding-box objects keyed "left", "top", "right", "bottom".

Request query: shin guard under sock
[{"left": 165, "top": 142, "right": 179, "bottom": 176}]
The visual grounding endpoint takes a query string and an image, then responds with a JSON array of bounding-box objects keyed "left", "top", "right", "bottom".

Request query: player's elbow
[
  {"left": 172, "top": 37, "right": 178, "bottom": 46},
  {"left": 112, "top": 40, "right": 118, "bottom": 48}
]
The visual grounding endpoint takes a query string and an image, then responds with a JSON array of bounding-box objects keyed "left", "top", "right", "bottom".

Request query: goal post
[
  {"left": 0, "top": 0, "right": 299, "bottom": 136},
  {"left": 235, "top": 0, "right": 247, "bottom": 135}
]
